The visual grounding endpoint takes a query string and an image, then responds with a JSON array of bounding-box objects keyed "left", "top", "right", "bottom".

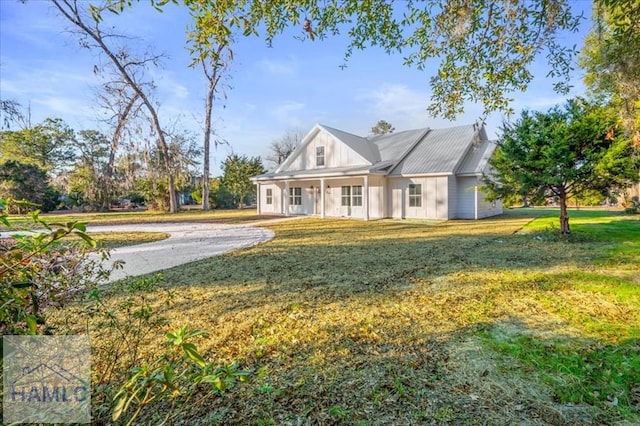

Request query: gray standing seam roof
[
  {"left": 389, "top": 125, "right": 477, "bottom": 175},
  {"left": 253, "top": 123, "right": 485, "bottom": 181},
  {"left": 370, "top": 128, "right": 429, "bottom": 163},
  {"left": 456, "top": 139, "right": 497, "bottom": 175}
]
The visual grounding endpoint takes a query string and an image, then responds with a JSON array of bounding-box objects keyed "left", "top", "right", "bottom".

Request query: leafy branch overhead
[{"left": 104, "top": 0, "right": 583, "bottom": 120}]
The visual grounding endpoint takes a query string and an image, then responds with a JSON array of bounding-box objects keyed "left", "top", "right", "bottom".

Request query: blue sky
[{"left": 1, "top": 1, "right": 592, "bottom": 175}]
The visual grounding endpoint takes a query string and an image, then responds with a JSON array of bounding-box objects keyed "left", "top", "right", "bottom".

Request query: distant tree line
[{"left": 0, "top": 103, "right": 265, "bottom": 213}]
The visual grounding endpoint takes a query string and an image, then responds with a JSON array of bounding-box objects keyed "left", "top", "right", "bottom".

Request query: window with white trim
[
  {"left": 341, "top": 185, "right": 363, "bottom": 207},
  {"left": 265, "top": 188, "right": 273, "bottom": 205},
  {"left": 316, "top": 146, "right": 325, "bottom": 166},
  {"left": 352, "top": 185, "right": 363, "bottom": 206},
  {"left": 341, "top": 185, "right": 351, "bottom": 206},
  {"left": 408, "top": 183, "right": 422, "bottom": 207},
  {"left": 289, "top": 187, "right": 302, "bottom": 205}
]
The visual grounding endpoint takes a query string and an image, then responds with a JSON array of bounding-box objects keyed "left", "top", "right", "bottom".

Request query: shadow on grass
[{"left": 81, "top": 215, "right": 639, "bottom": 424}]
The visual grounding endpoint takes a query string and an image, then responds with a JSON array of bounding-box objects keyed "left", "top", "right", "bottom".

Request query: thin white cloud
[
  {"left": 512, "top": 94, "right": 571, "bottom": 111},
  {"left": 258, "top": 57, "right": 298, "bottom": 76},
  {"left": 357, "top": 84, "right": 432, "bottom": 130},
  {"left": 35, "top": 96, "right": 92, "bottom": 118},
  {"left": 270, "top": 101, "right": 305, "bottom": 127},
  {"left": 356, "top": 83, "right": 505, "bottom": 136},
  {"left": 173, "top": 84, "right": 189, "bottom": 99}
]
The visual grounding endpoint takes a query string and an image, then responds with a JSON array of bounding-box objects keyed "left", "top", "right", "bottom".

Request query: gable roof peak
[{"left": 318, "top": 124, "right": 380, "bottom": 164}]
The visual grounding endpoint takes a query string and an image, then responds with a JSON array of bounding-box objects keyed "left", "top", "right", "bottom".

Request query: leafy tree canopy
[
  {"left": 0, "top": 118, "right": 76, "bottom": 174},
  {"left": 485, "top": 98, "right": 639, "bottom": 234},
  {"left": 221, "top": 154, "right": 265, "bottom": 207},
  {"left": 104, "top": 0, "right": 583, "bottom": 120},
  {"left": 0, "top": 160, "right": 60, "bottom": 213},
  {"left": 580, "top": 0, "right": 640, "bottom": 143}
]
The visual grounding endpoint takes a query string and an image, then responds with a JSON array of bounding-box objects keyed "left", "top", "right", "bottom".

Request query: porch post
[
  {"left": 474, "top": 185, "right": 478, "bottom": 220},
  {"left": 320, "top": 178, "right": 325, "bottom": 218},
  {"left": 364, "top": 175, "right": 369, "bottom": 221},
  {"left": 256, "top": 183, "right": 261, "bottom": 215},
  {"left": 284, "top": 180, "right": 290, "bottom": 216}
]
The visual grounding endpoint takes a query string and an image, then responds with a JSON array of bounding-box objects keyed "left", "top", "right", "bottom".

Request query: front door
[{"left": 340, "top": 185, "right": 351, "bottom": 217}]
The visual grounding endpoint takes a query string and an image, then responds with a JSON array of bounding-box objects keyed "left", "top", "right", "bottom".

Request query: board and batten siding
[
  {"left": 282, "top": 131, "right": 369, "bottom": 172},
  {"left": 367, "top": 175, "right": 385, "bottom": 219},
  {"left": 324, "top": 177, "right": 365, "bottom": 218},
  {"left": 388, "top": 176, "right": 450, "bottom": 220},
  {"left": 259, "top": 183, "right": 282, "bottom": 214},
  {"left": 456, "top": 177, "right": 476, "bottom": 219},
  {"left": 447, "top": 176, "right": 457, "bottom": 219},
  {"left": 476, "top": 187, "right": 503, "bottom": 218},
  {"left": 455, "top": 176, "right": 503, "bottom": 219}
]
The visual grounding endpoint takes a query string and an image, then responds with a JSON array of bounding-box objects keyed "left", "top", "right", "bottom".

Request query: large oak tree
[{"left": 106, "top": 0, "right": 583, "bottom": 120}]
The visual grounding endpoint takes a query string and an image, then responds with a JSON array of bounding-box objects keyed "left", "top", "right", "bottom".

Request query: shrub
[
  {"left": 112, "top": 326, "right": 249, "bottom": 425},
  {"left": 0, "top": 201, "right": 112, "bottom": 335},
  {"left": 57, "top": 273, "right": 250, "bottom": 424}
]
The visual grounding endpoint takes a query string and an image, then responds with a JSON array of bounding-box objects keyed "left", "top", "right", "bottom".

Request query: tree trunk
[
  {"left": 202, "top": 71, "right": 215, "bottom": 211},
  {"left": 559, "top": 190, "right": 570, "bottom": 235},
  {"left": 105, "top": 93, "right": 139, "bottom": 211},
  {"left": 52, "top": 0, "right": 177, "bottom": 213},
  {"left": 200, "top": 47, "right": 225, "bottom": 211}
]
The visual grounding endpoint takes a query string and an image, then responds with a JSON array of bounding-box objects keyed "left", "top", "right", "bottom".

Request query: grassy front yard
[
  {"left": 52, "top": 209, "right": 639, "bottom": 425},
  {"left": 2, "top": 208, "right": 269, "bottom": 229}
]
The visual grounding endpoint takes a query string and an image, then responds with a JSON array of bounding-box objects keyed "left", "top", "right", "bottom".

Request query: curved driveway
[{"left": 88, "top": 223, "right": 275, "bottom": 282}]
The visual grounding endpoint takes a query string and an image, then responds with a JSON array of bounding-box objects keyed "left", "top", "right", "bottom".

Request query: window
[
  {"left": 316, "top": 146, "right": 325, "bottom": 166},
  {"left": 265, "top": 188, "right": 273, "bottom": 205},
  {"left": 352, "top": 185, "right": 363, "bottom": 206},
  {"left": 408, "top": 183, "right": 422, "bottom": 207},
  {"left": 341, "top": 186, "right": 351, "bottom": 206},
  {"left": 289, "top": 187, "right": 302, "bottom": 205},
  {"left": 341, "top": 185, "right": 363, "bottom": 207}
]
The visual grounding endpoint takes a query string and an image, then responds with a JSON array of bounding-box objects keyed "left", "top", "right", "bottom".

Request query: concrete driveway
[{"left": 88, "top": 223, "right": 275, "bottom": 282}]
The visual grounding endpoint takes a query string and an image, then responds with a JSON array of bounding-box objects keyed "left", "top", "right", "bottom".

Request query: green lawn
[
  {"left": 0, "top": 208, "right": 270, "bottom": 229},
  {"left": 50, "top": 208, "right": 639, "bottom": 425},
  {"left": 88, "top": 231, "right": 170, "bottom": 249}
]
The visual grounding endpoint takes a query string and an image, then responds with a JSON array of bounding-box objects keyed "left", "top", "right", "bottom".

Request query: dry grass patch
[
  {"left": 50, "top": 209, "right": 639, "bottom": 424},
  {"left": 1, "top": 208, "right": 272, "bottom": 229},
  {"left": 75, "top": 231, "right": 169, "bottom": 249}
]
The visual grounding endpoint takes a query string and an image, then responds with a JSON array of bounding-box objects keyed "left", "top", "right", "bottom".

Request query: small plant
[
  {"left": 329, "top": 405, "right": 348, "bottom": 419},
  {"left": 112, "top": 326, "right": 250, "bottom": 425},
  {"left": 624, "top": 199, "right": 639, "bottom": 214},
  {"left": 0, "top": 199, "right": 111, "bottom": 335}
]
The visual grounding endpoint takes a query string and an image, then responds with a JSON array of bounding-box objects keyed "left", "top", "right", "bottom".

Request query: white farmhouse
[{"left": 251, "top": 123, "right": 502, "bottom": 220}]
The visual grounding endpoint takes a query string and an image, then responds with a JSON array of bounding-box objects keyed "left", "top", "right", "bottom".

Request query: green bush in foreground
[
  {"left": 112, "top": 326, "right": 249, "bottom": 425},
  {"left": 0, "top": 200, "right": 109, "bottom": 335}
]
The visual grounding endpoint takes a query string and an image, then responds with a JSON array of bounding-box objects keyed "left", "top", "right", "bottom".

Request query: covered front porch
[{"left": 255, "top": 175, "right": 385, "bottom": 220}]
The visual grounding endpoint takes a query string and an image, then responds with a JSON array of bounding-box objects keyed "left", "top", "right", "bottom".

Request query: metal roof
[
  {"left": 389, "top": 125, "right": 477, "bottom": 175},
  {"left": 253, "top": 164, "right": 385, "bottom": 181},
  {"left": 456, "top": 139, "right": 497, "bottom": 175},
  {"left": 254, "top": 123, "right": 488, "bottom": 181},
  {"left": 369, "top": 128, "right": 429, "bottom": 163}
]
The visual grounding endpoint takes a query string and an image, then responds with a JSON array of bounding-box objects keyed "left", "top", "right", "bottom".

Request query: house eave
[
  {"left": 388, "top": 172, "right": 454, "bottom": 178},
  {"left": 252, "top": 169, "right": 387, "bottom": 182}
]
